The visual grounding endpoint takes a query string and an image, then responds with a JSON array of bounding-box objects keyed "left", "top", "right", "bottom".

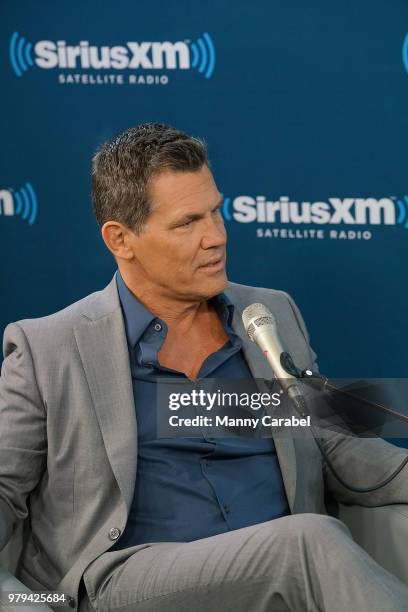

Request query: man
[{"left": 0, "top": 123, "right": 407, "bottom": 612}]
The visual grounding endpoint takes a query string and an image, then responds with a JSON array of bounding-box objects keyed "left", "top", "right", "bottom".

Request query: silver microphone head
[{"left": 242, "top": 303, "right": 277, "bottom": 342}]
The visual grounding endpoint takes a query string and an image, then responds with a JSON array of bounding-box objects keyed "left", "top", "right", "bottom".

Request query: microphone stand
[{"left": 276, "top": 355, "right": 408, "bottom": 493}]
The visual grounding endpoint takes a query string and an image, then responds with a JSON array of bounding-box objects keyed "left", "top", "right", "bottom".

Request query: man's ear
[{"left": 101, "top": 221, "right": 135, "bottom": 261}]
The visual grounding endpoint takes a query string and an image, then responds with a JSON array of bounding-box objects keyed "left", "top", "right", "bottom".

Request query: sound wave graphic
[
  {"left": 221, "top": 196, "right": 232, "bottom": 221},
  {"left": 396, "top": 195, "right": 408, "bottom": 229},
  {"left": 190, "top": 33, "right": 216, "bottom": 79},
  {"left": 403, "top": 33, "right": 408, "bottom": 75},
  {"left": 9, "top": 32, "right": 34, "bottom": 77},
  {"left": 0, "top": 182, "right": 38, "bottom": 225}
]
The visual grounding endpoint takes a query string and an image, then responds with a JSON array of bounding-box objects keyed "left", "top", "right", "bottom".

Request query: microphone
[
  {"left": 242, "top": 303, "right": 307, "bottom": 414},
  {"left": 242, "top": 302, "right": 408, "bottom": 493}
]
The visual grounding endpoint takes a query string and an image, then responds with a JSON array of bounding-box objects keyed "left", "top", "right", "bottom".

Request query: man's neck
[{"left": 118, "top": 269, "right": 214, "bottom": 330}]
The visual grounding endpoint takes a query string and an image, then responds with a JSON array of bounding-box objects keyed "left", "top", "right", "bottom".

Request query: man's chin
[
  {"left": 199, "top": 271, "right": 228, "bottom": 299},
  {"left": 168, "top": 271, "right": 228, "bottom": 302}
]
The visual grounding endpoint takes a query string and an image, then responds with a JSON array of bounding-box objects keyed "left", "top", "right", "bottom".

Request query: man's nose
[{"left": 200, "top": 214, "right": 227, "bottom": 250}]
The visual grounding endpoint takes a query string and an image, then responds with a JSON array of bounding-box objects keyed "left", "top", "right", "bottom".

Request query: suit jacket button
[
  {"left": 109, "top": 527, "right": 121, "bottom": 541},
  {"left": 68, "top": 596, "right": 76, "bottom": 608}
]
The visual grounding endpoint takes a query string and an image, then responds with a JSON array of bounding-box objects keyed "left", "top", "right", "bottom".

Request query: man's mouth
[{"left": 198, "top": 256, "right": 225, "bottom": 272}]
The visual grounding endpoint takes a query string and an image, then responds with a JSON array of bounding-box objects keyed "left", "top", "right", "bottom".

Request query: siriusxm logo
[
  {"left": 9, "top": 32, "right": 215, "bottom": 79},
  {"left": 0, "top": 182, "right": 38, "bottom": 225},
  {"left": 222, "top": 195, "right": 408, "bottom": 229}
]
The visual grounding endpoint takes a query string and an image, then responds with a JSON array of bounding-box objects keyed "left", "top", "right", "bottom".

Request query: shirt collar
[
  {"left": 116, "top": 269, "right": 236, "bottom": 348},
  {"left": 210, "top": 291, "right": 235, "bottom": 331},
  {"left": 116, "top": 270, "right": 156, "bottom": 348}
]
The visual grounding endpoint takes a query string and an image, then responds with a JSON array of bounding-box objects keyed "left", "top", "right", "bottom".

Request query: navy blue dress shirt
[{"left": 111, "top": 271, "right": 290, "bottom": 549}]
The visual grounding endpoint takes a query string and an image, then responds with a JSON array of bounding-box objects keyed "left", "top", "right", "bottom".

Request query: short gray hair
[{"left": 92, "top": 123, "right": 208, "bottom": 233}]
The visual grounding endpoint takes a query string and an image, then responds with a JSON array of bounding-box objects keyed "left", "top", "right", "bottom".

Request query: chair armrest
[
  {"left": 339, "top": 503, "right": 408, "bottom": 584},
  {"left": 0, "top": 568, "right": 53, "bottom": 612}
]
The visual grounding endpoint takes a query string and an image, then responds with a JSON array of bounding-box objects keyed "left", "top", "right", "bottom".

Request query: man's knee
[
  {"left": 291, "top": 513, "right": 351, "bottom": 538},
  {"left": 265, "top": 513, "right": 352, "bottom": 551}
]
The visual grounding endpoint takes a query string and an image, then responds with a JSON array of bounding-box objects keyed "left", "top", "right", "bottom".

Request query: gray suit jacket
[{"left": 0, "top": 275, "right": 407, "bottom": 610}]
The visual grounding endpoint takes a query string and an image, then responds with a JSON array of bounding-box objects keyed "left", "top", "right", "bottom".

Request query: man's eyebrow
[{"left": 171, "top": 197, "right": 224, "bottom": 226}]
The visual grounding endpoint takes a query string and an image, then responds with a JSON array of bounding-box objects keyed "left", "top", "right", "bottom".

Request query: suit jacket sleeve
[
  {"left": 283, "top": 291, "right": 408, "bottom": 507},
  {"left": 0, "top": 322, "right": 47, "bottom": 551}
]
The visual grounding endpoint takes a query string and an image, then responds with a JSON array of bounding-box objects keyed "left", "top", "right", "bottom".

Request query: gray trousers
[{"left": 81, "top": 513, "right": 408, "bottom": 612}]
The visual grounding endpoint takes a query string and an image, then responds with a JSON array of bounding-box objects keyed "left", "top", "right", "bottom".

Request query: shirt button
[
  {"left": 223, "top": 504, "right": 230, "bottom": 514},
  {"left": 108, "top": 527, "right": 121, "bottom": 541},
  {"left": 154, "top": 323, "right": 162, "bottom": 332},
  {"left": 204, "top": 460, "right": 211, "bottom": 468},
  {"left": 68, "top": 596, "right": 76, "bottom": 608}
]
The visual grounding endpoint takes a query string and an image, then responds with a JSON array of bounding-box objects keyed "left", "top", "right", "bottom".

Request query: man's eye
[{"left": 179, "top": 219, "right": 193, "bottom": 227}]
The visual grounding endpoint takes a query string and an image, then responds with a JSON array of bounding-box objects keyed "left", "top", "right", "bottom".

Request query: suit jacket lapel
[
  {"left": 230, "top": 297, "right": 298, "bottom": 512},
  {"left": 73, "top": 276, "right": 137, "bottom": 512}
]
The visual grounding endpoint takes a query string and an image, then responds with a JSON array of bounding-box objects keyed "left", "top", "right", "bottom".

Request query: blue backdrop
[{"left": 1, "top": 1, "right": 408, "bottom": 444}]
